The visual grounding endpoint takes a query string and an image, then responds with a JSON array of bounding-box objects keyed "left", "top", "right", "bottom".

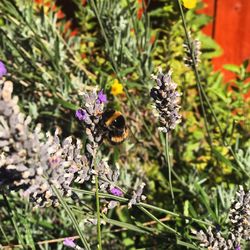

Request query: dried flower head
[
  {"left": 183, "top": 33, "right": 201, "bottom": 68},
  {"left": 150, "top": 68, "right": 182, "bottom": 133}
]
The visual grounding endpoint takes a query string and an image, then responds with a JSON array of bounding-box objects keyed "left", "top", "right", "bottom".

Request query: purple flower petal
[
  {"left": 63, "top": 238, "right": 76, "bottom": 248},
  {"left": 0, "top": 61, "right": 7, "bottom": 78},
  {"left": 75, "top": 108, "right": 87, "bottom": 121},
  {"left": 235, "top": 246, "right": 241, "bottom": 250},
  {"left": 110, "top": 187, "right": 123, "bottom": 197},
  {"left": 98, "top": 89, "right": 107, "bottom": 103}
]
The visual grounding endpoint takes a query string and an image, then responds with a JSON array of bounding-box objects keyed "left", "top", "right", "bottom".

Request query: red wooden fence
[{"left": 200, "top": 0, "right": 250, "bottom": 81}]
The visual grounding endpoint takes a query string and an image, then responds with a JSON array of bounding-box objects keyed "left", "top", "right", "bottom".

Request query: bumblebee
[{"left": 101, "top": 110, "right": 128, "bottom": 145}]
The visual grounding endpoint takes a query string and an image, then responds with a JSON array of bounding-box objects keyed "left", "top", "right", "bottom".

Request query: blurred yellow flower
[
  {"left": 183, "top": 0, "right": 197, "bottom": 9},
  {"left": 111, "top": 79, "right": 124, "bottom": 96}
]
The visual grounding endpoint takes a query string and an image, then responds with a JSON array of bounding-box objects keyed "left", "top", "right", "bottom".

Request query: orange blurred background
[{"left": 200, "top": 0, "right": 250, "bottom": 82}]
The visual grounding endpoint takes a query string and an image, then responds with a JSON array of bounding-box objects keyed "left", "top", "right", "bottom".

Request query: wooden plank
[{"left": 212, "top": 0, "right": 250, "bottom": 81}]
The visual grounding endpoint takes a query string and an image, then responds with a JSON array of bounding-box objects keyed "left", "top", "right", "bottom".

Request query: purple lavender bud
[
  {"left": 0, "top": 61, "right": 7, "bottom": 78},
  {"left": 235, "top": 246, "right": 241, "bottom": 250},
  {"left": 63, "top": 238, "right": 76, "bottom": 248},
  {"left": 75, "top": 108, "right": 87, "bottom": 121},
  {"left": 110, "top": 187, "right": 123, "bottom": 197},
  {"left": 97, "top": 89, "right": 107, "bottom": 103}
]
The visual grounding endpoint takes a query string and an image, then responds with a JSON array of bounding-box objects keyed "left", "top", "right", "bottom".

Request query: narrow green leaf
[
  {"left": 54, "top": 97, "right": 78, "bottom": 110},
  {"left": 212, "top": 148, "right": 237, "bottom": 173},
  {"left": 223, "top": 64, "right": 240, "bottom": 74},
  {"left": 176, "top": 239, "right": 198, "bottom": 249},
  {"left": 51, "top": 186, "right": 91, "bottom": 250},
  {"left": 102, "top": 215, "right": 151, "bottom": 234}
]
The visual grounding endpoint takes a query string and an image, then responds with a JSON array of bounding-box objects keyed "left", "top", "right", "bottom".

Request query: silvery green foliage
[
  {"left": 0, "top": 79, "right": 90, "bottom": 207},
  {"left": 100, "top": 0, "right": 136, "bottom": 63},
  {"left": 150, "top": 68, "right": 182, "bottom": 133},
  {"left": 183, "top": 32, "right": 201, "bottom": 68},
  {"left": 196, "top": 186, "right": 250, "bottom": 249},
  {"left": 0, "top": 0, "right": 87, "bottom": 123},
  {"left": 236, "top": 148, "right": 250, "bottom": 173}
]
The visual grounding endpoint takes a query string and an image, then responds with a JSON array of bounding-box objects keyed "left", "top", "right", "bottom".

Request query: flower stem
[
  {"left": 165, "top": 133, "right": 175, "bottom": 205},
  {"left": 94, "top": 159, "right": 102, "bottom": 250},
  {"left": 138, "top": 206, "right": 179, "bottom": 235},
  {"left": 72, "top": 188, "right": 214, "bottom": 227}
]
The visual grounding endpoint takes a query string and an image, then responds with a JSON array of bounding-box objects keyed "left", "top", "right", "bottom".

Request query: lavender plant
[
  {"left": 196, "top": 186, "right": 250, "bottom": 250},
  {"left": 0, "top": 78, "right": 90, "bottom": 207},
  {"left": 75, "top": 89, "right": 147, "bottom": 217},
  {"left": 1, "top": 0, "right": 250, "bottom": 249},
  {"left": 0, "top": 73, "right": 149, "bottom": 248}
]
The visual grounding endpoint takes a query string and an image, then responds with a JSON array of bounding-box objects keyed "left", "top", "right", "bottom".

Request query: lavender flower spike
[
  {"left": 183, "top": 32, "right": 201, "bottom": 68},
  {"left": 196, "top": 186, "right": 250, "bottom": 249},
  {"left": 63, "top": 238, "right": 76, "bottom": 248},
  {"left": 0, "top": 61, "right": 7, "bottom": 78},
  {"left": 150, "top": 67, "right": 182, "bottom": 133}
]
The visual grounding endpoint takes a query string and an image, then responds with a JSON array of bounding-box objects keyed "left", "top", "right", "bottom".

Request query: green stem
[
  {"left": 138, "top": 206, "right": 179, "bottom": 235},
  {"left": 139, "top": 202, "right": 213, "bottom": 227},
  {"left": 72, "top": 188, "right": 213, "bottom": 227},
  {"left": 165, "top": 133, "right": 175, "bottom": 204},
  {"left": 162, "top": 135, "right": 194, "bottom": 195},
  {"left": 94, "top": 160, "right": 103, "bottom": 250},
  {"left": 0, "top": 222, "right": 8, "bottom": 243},
  {"left": 2, "top": 192, "right": 24, "bottom": 246},
  {"left": 51, "top": 186, "right": 91, "bottom": 250}
]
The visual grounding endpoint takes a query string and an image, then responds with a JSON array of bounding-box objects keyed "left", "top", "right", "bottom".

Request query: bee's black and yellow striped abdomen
[{"left": 101, "top": 110, "right": 128, "bottom": 145}]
